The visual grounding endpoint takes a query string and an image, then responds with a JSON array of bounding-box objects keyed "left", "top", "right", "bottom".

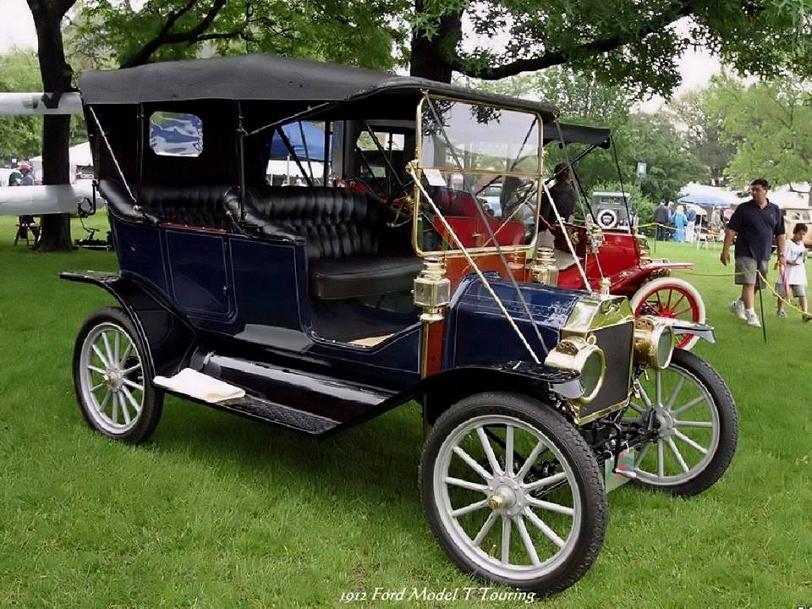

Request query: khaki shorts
[
  {"left": 775, "top": 283, "right": 807, "bottom": 298},
  {"left": 734, "top": 257, "right": 768, "bottom": 288}
]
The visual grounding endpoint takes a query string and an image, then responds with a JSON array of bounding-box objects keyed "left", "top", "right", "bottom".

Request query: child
[{"left": 776, "top": 223, "right": 811, "bottom": 321}]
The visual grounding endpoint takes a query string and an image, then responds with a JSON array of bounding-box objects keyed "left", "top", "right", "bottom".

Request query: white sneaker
[
  {"left": 729, "top": 299, "right": 746, "bottom": 320},
  {"left": 745, "top": 310, "right": 761, "bottom": 327},
  {"left": 777, "top": 309, "right": 787, "bottom": 318}
]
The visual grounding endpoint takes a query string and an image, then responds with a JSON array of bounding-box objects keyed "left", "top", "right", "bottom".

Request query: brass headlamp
[
  {"left": 544, "top": 335, "right": 606, "bottom": 403},
  {"left": 633, "top": 316, "right": 675, "bottom": 369}
]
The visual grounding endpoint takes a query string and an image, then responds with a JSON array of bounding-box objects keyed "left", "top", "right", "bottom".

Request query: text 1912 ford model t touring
[{"left": 63, "top": 54, "right": 738, "bottom": 596}]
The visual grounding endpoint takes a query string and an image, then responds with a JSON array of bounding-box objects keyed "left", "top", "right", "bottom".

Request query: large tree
[
  {"left": 410, "top": 0, "right": 812, "bottom": 94},
  {"left": 710, "top": 76, "right": 812, "bottom": 191},
  {"left": 668, "top": 79, "right": 736, "bottom": 187},
  {"left": 26, "top": 0, "right": 76, "bottom": 251}
]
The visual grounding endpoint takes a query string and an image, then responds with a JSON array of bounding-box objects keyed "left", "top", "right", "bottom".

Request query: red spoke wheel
[{"left": 630, "top": 277, "right": 706, "bottom": 350}]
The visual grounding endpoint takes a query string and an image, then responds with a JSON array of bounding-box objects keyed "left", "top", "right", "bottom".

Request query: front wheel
[
  {"left": 73, "top": 306, "right": 163, "bottom": 444},
  {"left": 626, "top": 349, "right": 738, "bottom": 496},
  {"left": 631, "top": 277, "right": 706, "bottom": 350},
  {"left": 419, "top": 392, "right": 607, "bottom": 596}
]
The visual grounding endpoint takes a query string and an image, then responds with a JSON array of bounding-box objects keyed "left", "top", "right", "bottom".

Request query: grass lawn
[{"left": 0, "top": 215, "right": 810, "bottom": 608}]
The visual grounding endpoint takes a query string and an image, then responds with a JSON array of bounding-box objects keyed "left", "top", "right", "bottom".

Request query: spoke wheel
[
  {"left": 420, "top": 392, "right": 607, "bottom": 595},
  {"left": 73, "top": 307, "right": 163, "bottom": 443},
  {"left": 631, "top": 277, "right": 706, "bottom": 350},
  {"left": 627, "top": 349, "right": 738, "bottom": 496}
]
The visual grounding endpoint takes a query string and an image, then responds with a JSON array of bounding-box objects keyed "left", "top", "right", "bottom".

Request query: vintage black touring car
[{"left": 63, "top": 54, "right": 738, "bottom": 595}]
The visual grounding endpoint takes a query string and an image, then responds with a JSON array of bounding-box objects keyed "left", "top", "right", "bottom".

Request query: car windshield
[{"left": 415, "top": 96, "right": 542, "bottom": 256}]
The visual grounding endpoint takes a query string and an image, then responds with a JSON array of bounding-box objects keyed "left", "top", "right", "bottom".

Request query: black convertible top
[
  {"left": 79, "top": 53, "right": 558, "bottom": 121},
  {"left": 543, "top": 122, "right": 611, "bottom": 148}
]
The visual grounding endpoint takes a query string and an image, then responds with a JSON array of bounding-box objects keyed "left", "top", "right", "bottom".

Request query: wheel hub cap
[
  {"left": 488, "top": 477, "right": 526, "bottom": 516},
  {"left": 656, "top": 409, "right": 675, "bottom": 438}
]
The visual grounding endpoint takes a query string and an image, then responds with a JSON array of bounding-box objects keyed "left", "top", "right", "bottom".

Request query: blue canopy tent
[{"left": 268, "top": 122, "right": 325, "bottom": 161}]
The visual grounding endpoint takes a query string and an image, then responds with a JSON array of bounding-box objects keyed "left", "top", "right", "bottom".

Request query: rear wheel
[
  {"left": 631, "top": 277, "right": 706, "bottom": 350},
  {"left": 73, "top": 306, "right": 163, "bottom": 444},
  {"left": 626, "top": 349, "right": 738, "bottom": 496},
  {"left": 419, "top": 392, "right": 607, "bottom": 596}
]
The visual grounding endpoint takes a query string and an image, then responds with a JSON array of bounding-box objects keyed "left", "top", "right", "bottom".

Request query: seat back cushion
[
  {"left": 139, "top": 184, "right": 236, "bottom": 228},
  {"left": 246, "top": 187, "right": 382, "bottom": 260}
]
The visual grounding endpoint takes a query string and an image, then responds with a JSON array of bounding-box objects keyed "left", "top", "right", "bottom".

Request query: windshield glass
[{"left": 415, "top": 96, "right": 542, "bottom": 256}]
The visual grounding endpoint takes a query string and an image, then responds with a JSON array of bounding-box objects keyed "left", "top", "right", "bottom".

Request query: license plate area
[{"left": 604, "top": 447, "right": 636, "bottom": 492}]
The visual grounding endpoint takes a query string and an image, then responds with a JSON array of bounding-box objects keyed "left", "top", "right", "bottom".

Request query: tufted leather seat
[
  {"left": 241, "top": 186, "right": 421, "bottom": 299},
  {"left": 139, "top": 184, "right": 237, "bottom": 229}
]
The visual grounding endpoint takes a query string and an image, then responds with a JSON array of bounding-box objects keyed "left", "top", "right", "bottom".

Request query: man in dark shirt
[
  {"left": 653, "top": 202, "right": 670, "bottom": 240},
  {"left": 721, "top": 178, "right": 785, "bottom": 327},
  {"left": 538, "top": 162, "right": 577, "bottom": 247}
]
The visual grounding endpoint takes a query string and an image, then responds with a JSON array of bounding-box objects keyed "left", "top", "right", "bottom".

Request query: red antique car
[{"left": 541, "top": 123, "right": 705, "bottom": 349}]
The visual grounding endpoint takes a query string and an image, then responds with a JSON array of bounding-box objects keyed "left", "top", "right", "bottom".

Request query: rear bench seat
[
  {"left": 236, "top": 186, "right": 422, "bottom": 300},
  {"left": 99, "top": 179, "right": 237, "bottom": 229},
  {"left": 99, "top": 180, "right": 421, "bottom": 300}
]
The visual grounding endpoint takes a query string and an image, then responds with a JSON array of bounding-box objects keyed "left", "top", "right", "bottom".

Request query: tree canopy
[
  {"left": 69, "top": 0, "right": 409, "bottom": 72},
  {"left": 413, "top": 0, "right": 812, "bottom": 95}
]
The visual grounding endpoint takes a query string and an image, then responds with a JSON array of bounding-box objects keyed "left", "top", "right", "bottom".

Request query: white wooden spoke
[
  {"left": 675, "top": 420, "right": 713, "bottom": 428},
  {"left": 90, "top": 381, "right": 105, "bottom": 392},
  {"left": 515, "top": 516, "right": 541, "bottom": 566},
  {"left": 516, "top": 440, "right": 546, "bottom": 481},
  {"left": 451, "top": 499, "right": 489, "bottom": 518},
  {"left": 91, "top": 345, "right": 110, "bottom": 368},
  {"left": 118, "top": 342, "right": 133, "bottom": 367},
  {"left": 527, "top": 497, "right": 575, "bottom": 517},
  {"left": 628, "top": 401, "right": 646, "bottom": 415},
  {"left": 655, "top": 370, "right": 663, "bottom": 406},
  {"left": 666, "top": 438, "right": 690, "bottom": 473},
  {"left": 119, "top": 394, "right": 132, "bottom": 425},
  {"left": 665, "top": 377, "right": 686, "bottom": 410},
  {"left": 524, "top": 507, "right": 565, "bottom": 548},
  {"left": 111, "top": 393, "right": 120, "bottom": 424},
  {"left": 114, "top": 332, "right": 120, "bottom": 363},
  {"left": 477, "top": 427, "right": 503, "bottom": 476},
  {"left": 634, "top": 442, "right": 651, "bottom": 468},
  {"left": 500, "top": 515, "right": 511, "bottom": 564},
  {"left": 98, "top": 390, "right": 111, "bottom": 413},
  {"left": 121, "top": 386, "right": 141, "bottom": 414},
  {"left": 523, "top": 471, "right": 568, "bottom": 492},
  {"left": 671, "top": 395, "right": 705, "bottom": 416},
  {"left": 674, "top": 429, "right": 708, "bottom": 455},
  {"left": 445, "top": 477, "right": 489, "bottom": 493},
  {"left": 657, "top": 440, "right": 664, "bottom": 479},
  {"left": 504, "top": 424, "right": 514, "bottom": 476},
  {"left": 472, "top": 511, "right": 498, "bottom": 547},
  {"left": 88, "top": 364, "right": 106, "bottom": 375},
  {"left": 121, "top": 377, "right": 143, "bottom": 392},
  {"left": 121, "top": 362, "right": 142, "bottom": 376},
  {"left": 452, "top": 446, "right": 492, "bottom": 481},
  {"left": 101, "top": 332, "right": 115, "bottom": 367}
]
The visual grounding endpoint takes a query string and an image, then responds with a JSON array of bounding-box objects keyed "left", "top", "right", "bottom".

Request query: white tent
[
  {"left": 30, "top": 141, "right": 93, "bottom": 183},
  {"left": 678, "top": 182, "right": 740, "bottom": 207},
  {"left": 763, "top": 183, "right": 811, "bottom": 209}
]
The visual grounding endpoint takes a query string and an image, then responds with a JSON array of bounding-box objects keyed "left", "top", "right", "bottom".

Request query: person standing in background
[
  {"left": 18, "top": 162, "right": 34, "bottom": 186},
  {"left": 654, "top": 201, "right": 670, "bottom": 240},
  {"left": 775, "top": 223, "right": 811, "bottom": 322},
  {"left": 721, "top": 178, "right": 786, "bottom": 328}
]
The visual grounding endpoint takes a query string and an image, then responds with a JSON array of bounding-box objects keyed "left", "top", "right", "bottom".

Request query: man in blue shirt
[{"left": 721, "top": 178, "right": 785, "bottom": 327}]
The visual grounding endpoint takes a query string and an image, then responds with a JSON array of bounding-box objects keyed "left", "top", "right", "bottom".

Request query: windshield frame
[{"left": 412, "top": 93, "right": 544, "bottom": 259}]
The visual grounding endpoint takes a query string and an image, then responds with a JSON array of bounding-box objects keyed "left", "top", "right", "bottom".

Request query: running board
[
  {"left": 215, "top": 394, "right": 339, "bottom": 435},
  {"left": 154, "top": 368, "right": 245, "bottom": 403}
]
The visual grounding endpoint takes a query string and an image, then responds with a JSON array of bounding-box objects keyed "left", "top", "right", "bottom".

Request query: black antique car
[{"left": 63, "top": 54, "right": 738, "bottom": 596}]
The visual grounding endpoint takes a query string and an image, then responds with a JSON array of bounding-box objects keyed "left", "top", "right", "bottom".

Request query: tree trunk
[
  {"left": 409, "top": 0, "right": 462, "bottom": 83},
  {"left": 29, "top": 0, "right": 74, "bottom": 251}
]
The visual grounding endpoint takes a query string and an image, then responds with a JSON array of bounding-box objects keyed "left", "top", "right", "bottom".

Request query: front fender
[
  {"left": 414, "top": 363, "right": 580, "bottom": 425},
  {"left": 60, "top": 271, "right": 196, "bottom": 377}
]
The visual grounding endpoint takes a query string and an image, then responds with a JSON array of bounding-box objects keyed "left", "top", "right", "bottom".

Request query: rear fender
[
  {"left": 60, "top": 271, "right": 196, "bottom": 377},
  {"left": 415, "top": 363, "right": 581, "bottom": 425}
]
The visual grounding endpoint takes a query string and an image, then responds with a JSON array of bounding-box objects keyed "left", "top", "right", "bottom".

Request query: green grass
[{"left": 0, "top": 216, "right": 810, "bottom": 608}]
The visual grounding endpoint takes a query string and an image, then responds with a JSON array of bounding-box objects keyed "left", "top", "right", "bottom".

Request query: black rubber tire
[
  {"left": 419, "top": 392, "right": 608, "bottom": 596},
  {"left": 633, "top": 348, "right": 739, "bottom": 497},
  {"left": 72, "top": 306, "right": 163, "bottom": 444}
]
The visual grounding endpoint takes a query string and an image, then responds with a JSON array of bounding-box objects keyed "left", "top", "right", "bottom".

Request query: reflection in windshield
[{"left": 417, "top": 97, "right": 542, "bottom": 256}]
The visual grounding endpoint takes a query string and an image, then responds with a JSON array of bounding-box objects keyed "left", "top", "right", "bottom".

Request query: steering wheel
[{"left": 386, "top": 179, "right": 416, "bottom": 228}]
